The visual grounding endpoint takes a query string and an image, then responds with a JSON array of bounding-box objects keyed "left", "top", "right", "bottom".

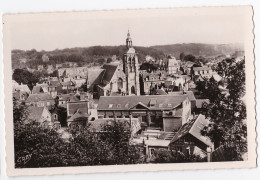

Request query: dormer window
[
  {"left": 117, "top": 104, "right": 121, "bottom": 108},
  {"left": 108, "top": 104, "right": 113, "bottom": 108},
  {"left": 159, "top": 104, "right": 163, "bottom": 108},
  {"left": 149, "top": 98, "right": 156, "bottom": 108},
  {"left": 125, "top": 103, "right": 129, "bottom": 108},
  {"left": 167, "top": 103, "right": 172, "bottom": 108}
]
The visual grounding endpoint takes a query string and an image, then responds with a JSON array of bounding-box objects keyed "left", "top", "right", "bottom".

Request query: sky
[{"left": 4, "top": 7, "right": 247, "bottom": 51}]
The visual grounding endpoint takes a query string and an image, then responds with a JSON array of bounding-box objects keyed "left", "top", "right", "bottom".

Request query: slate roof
[
  {"left": 102, "top": 64, "right": 118, "bottom": 83},
  {"left": 27, "top": 106, "right": 45, "bottom": 121},
  {"left": 97, "top": 95, "right": 188, "bottom": 111},
  {"left": 26, "top": 93, "right": 53, "bottom": 102},
  {"left": 170, "top": 114, "right": 213, "bottom": 147},
  {"left": 58, "top": 94, "right": 80, "bottom": 102},
  {"left": 168, "top": 91, "right": 196, "bottom": 101},
  {"left": 87, "top": 69, "right": 105, "bottom": 86},
  {"left": 67, "top": 109, "right": 89, "bottom": 122},
  {"left": 67, "top": 101, "right": 88, "bottom": 116}
]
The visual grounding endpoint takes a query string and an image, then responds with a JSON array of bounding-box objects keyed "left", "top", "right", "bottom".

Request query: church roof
[{"left": 102, "top": 64, "right": 119, "bottom": 83}]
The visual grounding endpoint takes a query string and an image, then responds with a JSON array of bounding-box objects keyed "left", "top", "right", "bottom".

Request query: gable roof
[
  {"left": 32, "top": 86, "right": 44, "bottom": 94},
  {"left": 102, "top": 64, "right": 119, "bottom": 83},
  {"left": 67, "top": 101, "right": 88, "bottom": 116},
  {"left": 27, "top": 106, "right": 45, "bottom": 121},
  {"left": 26, "top": 93, "right": 53, "bottom": 102},
  {"left": 87, "top": 69, "right": 105, "bottom": 86},
  {"left": 170, "top": 114, "right": 213, "bottom": 147},
  {"left": 97, "top": 95, "right": 188, "bottom": 111},
  {"left": 67, "top": 109, "right": 89, "bottom": 122}
]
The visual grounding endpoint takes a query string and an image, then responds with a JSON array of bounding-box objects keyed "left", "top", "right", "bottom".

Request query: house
[
  {"left": 169, "top": 114, "right": 214, "bottom": 158},
  {"left": 140, "top": 71, "right": 166, "bottom": 95},
  {"left": 47, "top": 80, "right": 62, "bottom": 98},
  {"left": 192, "top": 66, "right": 213, "bottom": 78},
  {"left": 26, "top": 93, "right": 55, "bottom": 107},
  {"left": 60, "top": 80, "right": 76, "bottom": 92},
  {"left": 167, "top": 56, "right": 181, "bottom": 74},
  {"left": 27, "top": 106, "right": 56, "bottom": 128},
  {"left": 67, "top": 100, "right": 89, "bottom": 117},
  {"left": 57, "top": 93, "right": 80, "bottom": 107},
  {"left": 67, "top": 109, "right": 89, "bottom": 130},
  {"left": 97, "top": 95, "right": 192, "bottom": 132},
  {"left": 168, "top": 91, "right": 196, "bottom": 110}
]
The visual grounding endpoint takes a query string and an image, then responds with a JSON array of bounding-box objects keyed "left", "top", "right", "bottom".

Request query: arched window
[
  {"left": 117, "top": 78, "right": 123, "bottom": 90},
  {"left": 131, "top": 86, "right": 135, "bottom": 94}
]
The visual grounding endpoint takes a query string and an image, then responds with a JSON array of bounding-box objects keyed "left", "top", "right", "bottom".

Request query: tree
[
  {"left": 200, "top": 58, "right": 247, "bottom": 160},
  {"left": 180, "top": 52, "right": 185, "bottom": 61},
  {"left": 13, "top": 69, "right": 39, "bottom": 90},
  {"left": 184, "top": 54, "right": 196, "bottom": 62}
]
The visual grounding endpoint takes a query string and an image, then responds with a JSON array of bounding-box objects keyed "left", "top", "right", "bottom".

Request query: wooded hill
[{"left": 11, "top": 43, "right": 243, "bottom": 69}]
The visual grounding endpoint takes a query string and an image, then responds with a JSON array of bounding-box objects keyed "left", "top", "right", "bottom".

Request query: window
[
  {"left": 108, "top": 104, "right": 113, "bottom": 108},
  {"left": 117, "top": 104, "right": 121, "bottom": 108},
  {"left": 167, "top": 104, "right": 172, "bottom": 108},
  {"left": 125, "top": 104, "right": 129, "bottom": 108}
]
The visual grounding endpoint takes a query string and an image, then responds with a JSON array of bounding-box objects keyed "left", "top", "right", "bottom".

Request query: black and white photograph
[{"left": 2, "top": 6, "right": 256, "bottom": 176}]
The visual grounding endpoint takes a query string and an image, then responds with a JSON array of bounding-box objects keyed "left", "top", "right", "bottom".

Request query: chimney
[{"left": 206, "top": 147, "right": 212, "bottom": 162}]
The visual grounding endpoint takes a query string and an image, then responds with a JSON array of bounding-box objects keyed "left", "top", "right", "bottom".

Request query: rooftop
[{"left": 97, "top": 95, "right": 188, "bottom": 111}]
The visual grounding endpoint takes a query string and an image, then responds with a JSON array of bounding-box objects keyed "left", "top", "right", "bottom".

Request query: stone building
[{"left": 97, "top": 94, "right": 191, "bottom": 132}]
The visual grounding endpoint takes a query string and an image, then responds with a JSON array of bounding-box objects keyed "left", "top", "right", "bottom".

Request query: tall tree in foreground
[{"left": 200, "top": 58, "right": 247, "bottom": 161}]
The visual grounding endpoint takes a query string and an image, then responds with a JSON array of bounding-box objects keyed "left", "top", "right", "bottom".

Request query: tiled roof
[
  {"left": 170, "top": 114, "right": 213, "bottom": 147},
  {"left": 26, "top": 93, "right": 53, "bottom": 102},
  {"left": 97, "top": 95, "right": 188, "bottom": 111}
]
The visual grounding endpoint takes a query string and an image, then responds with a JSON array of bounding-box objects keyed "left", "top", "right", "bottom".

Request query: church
[{"left": 90, "top": 30, "right": 140, "bottom": 98}]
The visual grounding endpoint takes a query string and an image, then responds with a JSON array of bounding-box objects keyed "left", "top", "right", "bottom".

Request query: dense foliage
[
  {"left": 12, "top": 46, "right": 164, "bottom": 69},
  {"left": 13, "top": 99, "right": 143, "bottom": 168},
  {"left": 196, "top": 58, "right": 247, "bottom": 160}
]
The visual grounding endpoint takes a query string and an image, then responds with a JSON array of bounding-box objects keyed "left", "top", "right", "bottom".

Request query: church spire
[{"left": 126, "top": 29, "right": 132, "bottom": 49}]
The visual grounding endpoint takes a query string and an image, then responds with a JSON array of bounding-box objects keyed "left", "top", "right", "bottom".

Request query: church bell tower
[{"left": 123, "top": 30, "right": 140, "bottom": 95}]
